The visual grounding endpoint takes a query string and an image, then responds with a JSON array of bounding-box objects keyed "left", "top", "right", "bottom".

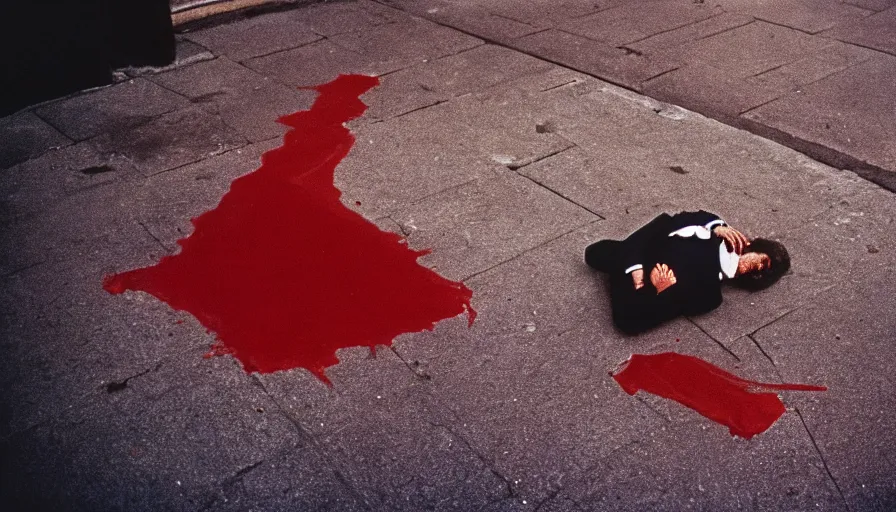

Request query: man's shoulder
[
  {"left": 668, "top": 209, "right": 719, "bottom": 219},
  {"left": 666, "top": 210, "right": 720, "bottom": 228}
]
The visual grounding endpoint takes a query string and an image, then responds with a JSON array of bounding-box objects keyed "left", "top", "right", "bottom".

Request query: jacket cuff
[
  {"left": 625, "top": 264, "right": 643, "bottom": 274},
  {"left": 705, "top": 219, "right": 725, "bottom": 231}
]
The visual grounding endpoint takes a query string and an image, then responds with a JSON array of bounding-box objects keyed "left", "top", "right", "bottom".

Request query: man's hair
[{"left": 731, "top": 238, "right": 790, "bottom": 291}]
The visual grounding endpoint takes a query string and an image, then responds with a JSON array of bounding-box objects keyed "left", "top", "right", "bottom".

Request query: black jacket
[{"left": 602, "top": 210, "right": 730, "bottom": 333}]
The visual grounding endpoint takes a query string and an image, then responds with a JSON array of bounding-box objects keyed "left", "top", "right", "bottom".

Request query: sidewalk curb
[
  {"left": 172, "top": 0, "right": 318, "bottom": 31},
  {"left": 375, "top": 0, "right": 896, "bottom": 193}
]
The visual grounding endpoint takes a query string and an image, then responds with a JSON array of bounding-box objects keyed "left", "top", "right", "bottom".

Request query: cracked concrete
[
  {"left": 794, "top": 407, "right": 850, "bottom": 510},
  {"left": 2, "top": 0, "right": 896, "bottom": 510}
]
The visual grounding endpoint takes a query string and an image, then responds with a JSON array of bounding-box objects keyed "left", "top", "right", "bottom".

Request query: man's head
[{"left": 732, "top": 238, "right": 790, "bottom": 291}]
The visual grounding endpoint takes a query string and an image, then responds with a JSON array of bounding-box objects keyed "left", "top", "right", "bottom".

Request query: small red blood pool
[
  {"left": 104, "top": 74, "right": 475, "bottom": 384},
  {"left": 613, "top": 352, "right": 826, "bottom": 439}
]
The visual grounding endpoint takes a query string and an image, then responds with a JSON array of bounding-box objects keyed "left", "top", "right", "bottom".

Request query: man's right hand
[
  {"left": 713, "top": 225, "right": 750, "bottom": 254},
  {"left": 650, "top": 263, "right": 677, "bottom": 294}
]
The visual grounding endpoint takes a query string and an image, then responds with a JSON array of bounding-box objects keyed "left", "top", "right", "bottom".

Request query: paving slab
[
  {"left": 390, "top": 170, "right": 596, "bottom": 281},
  {"left": 362, "top": 44, "right": 555, "bottom": 121},
  {"left": 150, "top": 55, "right": 278, "bottom": 98},
  {"left": 0, "top": 111, "right": 71, "bottom": 170},
  {"left": 304, "top": 390, "right": 511, "bottom": 510},
  {"left": 359, "top": 71, "right": 448, "bottom": 122},
  {"left": 381, "top": 0, "right": 609, "bottom": 30},
  {"left": 87, "top": 106, "right": 248, "bottom": 176},
  {"left": 638, "top": 20, "right": 838, "bottom": 119},
  {"left": 129, "top": 141, "right": 277, "bottom": 249},
  {"left": 715, "top": 0, "right": 873, "bottom": 34},
  {"left": 382, "top": 0, "right": 543, "bottom": 43},
  {"left": 205, "top": 444, "right": 370, "bottom": 511},
  {"left": 843, "top": 0, "right": 896, "bottom": 10},
  {"left": 0, "top": 165, "right": 150, "bottom": 277},
  {"left": 511, "top": 29, "right": 678, "bottom": 89},
  {"left": 478, "top": 0, "right": 616, "bottom": 27},
  {"left": 704, "top": 186, "right": 896, "bottom": 367},
  {"left": 559, "top": 0, "right": 721, "bottom": 46},
  {"left": 770, "top": 180, "right": 896, "bottom": 284},
  {"left": 822, "top": 5, "right": 896, "bottom": 55},
  {"left": 643, "top": 63, "right": 783, "bottom": 119},
  {"left": 653, "top": 21, "right": 830, "bottom": 79},
  {"left": 745, "top": 41, "right": 876, "bottom": 94},
  {"left": 626, "top": 11, "right": 755, "bottom": 53},
  {"left": 336, "top": 81, "right": 575, "bottom": 219},
  {"left": 1, "top": 345, "right": 304, "bottom": 511},
  {"left": 408, "top": 44, "right": 558, "bottom": 97},
  {"left": 564, "top": 411, "right": 845, "bottom": 510},
  {"left": 149, "top": 57, "right": 316, "bottom": 142},
  {"left": 244, "top": 38, "right": 385, "bottom": 87},
  {"left": 0, "top": 174, "right": 202, "bottom": 437},
  {"left": 495, "top": 65, "right": 594, "bottom": 95},
  {"left": 753, "top": 276, "right": 896, "bottom": 510},
  {"left": 743, "top": 54, "right": 896, "bottom": 180},
  {"left": 253, "top": 340, "right": 511, "bottom": 510},
  {"left": 328, "top": 16, "right": 483, "bottom": 73},
  {"left": 333, "top": 115, "right": 491, "bottom": 220},
  {"left": 394, "top": 85, "right": 576, "bottom": 169},
  {"left": 389, "top": 226, "right": 649, "bottom": 506},
  {"left": 0, "top": 142, "right": 140, "bottom": 225},
  {"left": 288, "top": 0, "right": 398, "bottom": 36},
  {"left": 32, "top": 78, "right": 189, "bottom": 142},
  {"left": 521, "top": 84, "right": 840, "bottom": 230},
  {"left": 461, "top": 223, "right": 612, "bottom": 341},
  {"left": 182, "top": 8, "right": 323, "bottom": 62}
]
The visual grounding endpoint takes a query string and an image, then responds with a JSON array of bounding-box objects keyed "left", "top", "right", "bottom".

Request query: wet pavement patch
[
  {"left": 613, "top": 352, "right": 826, "bottom": 439},
  {"left": 104, "top": 74, "right": 475, "bottom": 384}
]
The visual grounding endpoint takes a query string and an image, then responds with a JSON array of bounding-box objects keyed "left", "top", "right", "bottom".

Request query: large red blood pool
[
  {"left": 613, "top": 352, "right": 826, "bottom": 439},
  {"left": 104, "top": 75, "right": 475, "bottom": 383}
]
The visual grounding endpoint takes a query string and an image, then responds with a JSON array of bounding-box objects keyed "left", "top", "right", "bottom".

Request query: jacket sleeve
[
  {"left": 611, "top": 279, "right": 682, "bottom": 335},
  {"left": 682, "top": 273, "right": 724, "bottom": 316},
  {"left": 618, "top": 213, "right": 673, "bottom": 274}
]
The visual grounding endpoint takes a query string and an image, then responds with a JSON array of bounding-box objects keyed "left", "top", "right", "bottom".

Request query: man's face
[{"left": 737, "top": 252, "right": 771, "bottom": 275}]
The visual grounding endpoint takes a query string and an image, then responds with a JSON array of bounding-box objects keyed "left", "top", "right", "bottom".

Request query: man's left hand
[
  {"left": 650, "top": 263, "right": 677, "bottom": 294},
  {"left": 713, "top": 225, "right": 750, "bottom": 254}
]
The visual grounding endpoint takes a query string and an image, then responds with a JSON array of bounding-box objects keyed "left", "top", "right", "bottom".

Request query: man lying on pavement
[{"left": 584, "top": 210, "right": 790, "bottom": 334}]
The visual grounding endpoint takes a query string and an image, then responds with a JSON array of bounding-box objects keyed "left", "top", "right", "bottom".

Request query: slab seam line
[
  {"left": 794, "top": 407, "right": 851, "bottom": 510},
  {"left": 462, "top": 218, "right": 601, "bottom": 283},
  {"left": 622, "top": 10, "right": 728, "bottom": 47}
]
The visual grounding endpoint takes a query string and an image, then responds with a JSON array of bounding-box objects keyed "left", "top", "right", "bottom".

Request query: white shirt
[
  {"left": 718, "top": 240, "right": 738, "bottom": 280},
  {"left": 625, "top": 219, "right": 735, "bottom": 281}
]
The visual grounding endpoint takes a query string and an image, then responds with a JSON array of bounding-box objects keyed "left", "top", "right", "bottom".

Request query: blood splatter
[
  {"left": 612, "top": 352, "right": 826, "bottom": 439},
  {"left": 104, "top": 74, "right": 475, "bottom": 383}
]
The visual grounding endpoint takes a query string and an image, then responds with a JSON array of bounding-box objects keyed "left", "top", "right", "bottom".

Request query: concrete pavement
[
  {"left": 382, "top": 0, "right": 896, "bottom": 191},
  {"left": 2, "top": 1, "right": 896, "bottom": 510}
]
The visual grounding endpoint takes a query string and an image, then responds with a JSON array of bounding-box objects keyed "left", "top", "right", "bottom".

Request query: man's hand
[
  {"left": 713, "top": 225, "right": 750, "bottom": 255},
  {"left": 631, "top": 268, "right": 645, "bottom": 290},
  {"left": 650, "top": 263, "right": 677, "bottom": 294}
]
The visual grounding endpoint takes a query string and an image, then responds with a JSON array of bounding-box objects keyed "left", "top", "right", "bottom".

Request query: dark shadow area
[{"left": 1, "top": 1, "right": 175, "bottom": 116}]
